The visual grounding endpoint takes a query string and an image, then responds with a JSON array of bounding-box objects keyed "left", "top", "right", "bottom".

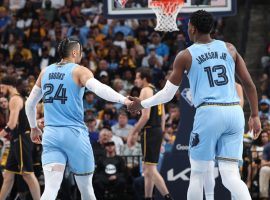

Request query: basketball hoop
[
  {"left": 116, "top": 0, "right": 128, "bottom": 8},
  {"left": 149, "top": 0, "right": 184, "bottom": 32}
]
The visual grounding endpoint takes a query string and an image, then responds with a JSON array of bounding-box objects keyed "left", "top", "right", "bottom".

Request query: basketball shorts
[
  {"left": 42, "top": 126, "right": 95, "bottom": 175},
  {"left": 141, "top": 127, "right": 163, "bottom": 164},
  {"left": 189, "top": 105, "right": 244, "bottom": 162},
  {"left": 5, "top": 132, "right": 34, "bottom": 174}
]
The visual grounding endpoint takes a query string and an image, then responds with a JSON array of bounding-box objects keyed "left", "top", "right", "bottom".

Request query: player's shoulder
[
  {"left": 9, "top": 95, "right": 23, "bottom": 106},
  {"left": 177, "top": 49, "right": 191, "bottom": 58},
  {"left": 141, "top": 86, "right": 152, "bottom": 92},
  {"left": 225, "top": 42, "right": 237, "bottom": 52},
  {"left": 72, "top": 65, "right": 88, "bottom": 74},
  {"left": 224, "top": 42, "right": 238, "bottom": 61},
  {"left": 174, "top": 49, "right": 192, "bottom": 69},
  {"left": 141, "top": 86, "right": 154, "bottom": 95}
]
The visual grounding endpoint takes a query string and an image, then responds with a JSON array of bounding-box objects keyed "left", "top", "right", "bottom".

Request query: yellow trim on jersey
[
  {"left": 143, "top": 162, "right": 158, "bottom": 165},
  {"left": 144, "top": 129, "right": 146, "bottom": 160},
  {"left": 19, "top": 135, "right": 23, "bottom": 174},
  {"left": 157, "top": 104, "right": 162, "bottom": 115}
]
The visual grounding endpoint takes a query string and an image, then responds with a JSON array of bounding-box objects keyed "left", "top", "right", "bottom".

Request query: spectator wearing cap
[
  {"left": 111, "top": 111, "right": 134, "bottom": 143},
  {"left": 142, "top": 44, "right": 163, "bottom": 69},
  {"left": 93, "top": 140, "right": 127, "bottom": 199},
  {"left": 259, "top": 98, "right": 270, "bottom": 123},
  {"left": 98, "top": 70, "right": 110, "bottom": 85},
  {"left": 86, "top": 117, "right": 99, "bottom": 143},
  {"left": 146, "top": 32, "right": 169, "bottom": 62}
]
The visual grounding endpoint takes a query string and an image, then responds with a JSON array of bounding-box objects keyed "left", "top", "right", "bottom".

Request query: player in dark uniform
[
  {"left": 0, "top": 76, "right": 40, "bottom": 200},
  {"left": 128, "top": 68, "right": 174, "bottom": 200}
]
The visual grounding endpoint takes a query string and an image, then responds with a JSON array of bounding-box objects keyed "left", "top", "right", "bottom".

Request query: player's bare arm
[
  {"left": 227, "top": 43, "right": 261, "bottom": 138},
  {"left": 127, "top": 87, "right": 152, "bottom": 147},
  {"left": 127, "top": 50, "right": 190, "bottom": 113},
  {"left": 235, "top": 83, "right": 244, "bottom": 108},
  {"left": 162, "top": 105, "right": 166, "bottom": 132},
  {"left": 0, "top": 96, "right": 23, "bottom": 137}
]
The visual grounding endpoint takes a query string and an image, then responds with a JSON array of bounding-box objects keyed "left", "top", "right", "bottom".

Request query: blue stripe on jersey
[
  {"left": 41, "top": 63, "right": 85, "bottom": 128},
  {"left": 187, "top": 40, "right": 240, "bottom": 107}
]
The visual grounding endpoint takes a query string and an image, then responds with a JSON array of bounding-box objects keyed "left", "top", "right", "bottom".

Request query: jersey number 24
[{"left": 43, "top": 83, "right": 67, "bottom": 104}]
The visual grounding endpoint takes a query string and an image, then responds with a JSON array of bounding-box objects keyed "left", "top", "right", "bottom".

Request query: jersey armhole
[
  {"left": 71, "top": 64, "right": 83, "bottom": 88},
  {"left": 40, "top": 65, "right": 50, "bottom": 87},
  {"left": 223, "top": 42, "right": 236, "bottom": 64},
  {"left": 185, "top": 48, "right": 193, "bottom": 76}
]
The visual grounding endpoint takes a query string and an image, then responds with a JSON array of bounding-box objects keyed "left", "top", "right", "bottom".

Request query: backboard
[{"left": 104, "top": 0, "right": 236, "bottom": 18}]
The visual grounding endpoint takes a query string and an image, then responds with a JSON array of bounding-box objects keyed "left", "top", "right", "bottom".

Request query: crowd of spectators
[
  {"left": 242, "top": 42, "right": 270, "bottom": 200},
  {"left": 0, "top": 0, "right": 265, "bottom": 200}
]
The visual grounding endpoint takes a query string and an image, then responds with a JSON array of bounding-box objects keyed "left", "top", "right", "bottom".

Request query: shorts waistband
[{"left": 197, "top": 102, "right": 240, "bottom": 108}]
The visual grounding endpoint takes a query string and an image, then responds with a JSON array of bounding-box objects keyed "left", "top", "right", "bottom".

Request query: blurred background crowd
[{"left": 0, "top": 0, "right": 269, "bottom": 199}]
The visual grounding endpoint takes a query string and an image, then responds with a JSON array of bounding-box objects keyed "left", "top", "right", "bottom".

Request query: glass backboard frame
[{"left": 104, "top": 0, "right": 237, "bottom": 19}]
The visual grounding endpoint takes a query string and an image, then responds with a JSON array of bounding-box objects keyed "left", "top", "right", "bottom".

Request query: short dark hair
[
  {"left": 57, "top": 37, "right": 82, "bottom": 58},
  {"left": 0, "top": 76, "right": 22, "bottom": 88},
  {"left": 136, "top": 67, "right": 152, "bottom": 83},
  {"left": 118, "top": 110, "right": 128, "bottom": 118},
  {"left": 0, "top": 76, "right": 27, "bottom": 96},
  {"left": 190, "top": 10, "right": 214, "bottom": 34}
]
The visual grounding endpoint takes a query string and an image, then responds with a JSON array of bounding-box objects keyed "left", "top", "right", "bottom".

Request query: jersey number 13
[{"left": 204, "top": 65, "right": 229, "bottom": 87}]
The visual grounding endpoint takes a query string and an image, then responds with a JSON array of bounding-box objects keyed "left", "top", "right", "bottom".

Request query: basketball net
[{"left": 149, "top": 0, "right": 184, "bottom": 32}]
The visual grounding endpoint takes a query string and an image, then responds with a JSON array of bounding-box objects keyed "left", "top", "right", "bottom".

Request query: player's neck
[
  {"left": 143, "top": 82, "right": 150, "bottom": 88},
  {"left": 194, "top": 34, "right": 213, "bottom": 44},
  {"left": 60, "top": 58, "right": 75, "bottom": 64},
  {"left": 9, "top": 88, "right": 19, "bottom": 98}
]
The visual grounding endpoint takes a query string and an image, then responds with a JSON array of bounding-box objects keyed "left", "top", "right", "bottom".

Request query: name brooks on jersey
[
  {"left": 196, "top": 51, "right": 227, "bottom": 65},
  {"left": 49, "top": 72, "right": 65, "bottom": 80}
]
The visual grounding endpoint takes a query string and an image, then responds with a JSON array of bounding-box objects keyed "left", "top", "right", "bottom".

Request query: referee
[{"left": 128, "top": 68, "right": 174, "bottom": 200}]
